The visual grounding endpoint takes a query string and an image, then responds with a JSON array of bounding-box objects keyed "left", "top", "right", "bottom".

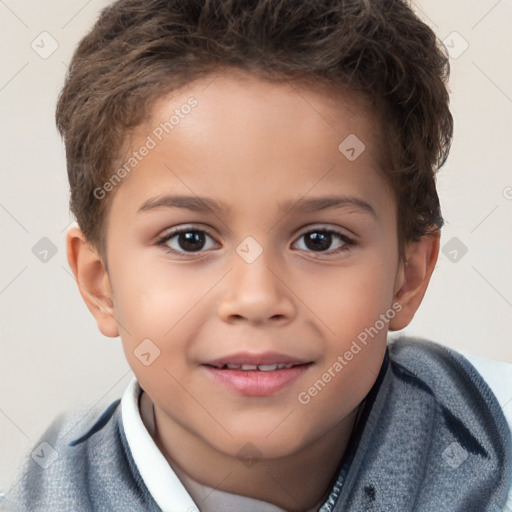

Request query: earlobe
[
  {"left": 66, "top": 226, "right": 119, "bottom": 338},
  {"left": 389, "top": 232, "right": 440, "bottom": 331}
]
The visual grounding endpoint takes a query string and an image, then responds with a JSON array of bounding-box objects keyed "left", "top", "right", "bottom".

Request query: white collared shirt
[{"left": 121, "top": 377, "right": 199, "bottom": 512}]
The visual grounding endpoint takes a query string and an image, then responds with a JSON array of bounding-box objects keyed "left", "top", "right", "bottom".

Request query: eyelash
[{"left": 155, "top": 226, "right": 356, "bottom": 257}]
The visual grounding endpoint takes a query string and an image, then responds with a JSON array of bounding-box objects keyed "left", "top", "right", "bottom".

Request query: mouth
[
  {"left": 202, "top": 352, "right": 313, "bottom": 396},
  {"left": 205, "top": 362, "right": 300, "bottom": 371},
  {"left": 203, "top": 351, "right": 311, "bottom": 369}
]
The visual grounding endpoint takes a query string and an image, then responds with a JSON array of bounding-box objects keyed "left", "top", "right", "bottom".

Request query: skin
[{"left": 67, "top": 70, "right": 439, "bottom": 511}]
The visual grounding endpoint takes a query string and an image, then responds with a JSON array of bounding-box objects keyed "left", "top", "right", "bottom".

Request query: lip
[{"left": 202, "top": 352, "right": 313, "bottom": 397}]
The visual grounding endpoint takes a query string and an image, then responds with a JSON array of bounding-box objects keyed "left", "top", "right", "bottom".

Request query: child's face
[{"left": 102, "top": 71, "right": 404, "bottom": 459}]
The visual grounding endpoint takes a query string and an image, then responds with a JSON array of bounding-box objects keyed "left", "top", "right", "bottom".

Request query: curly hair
[{"left": 56, "top": 0, "right": 453, "bottom": 257}]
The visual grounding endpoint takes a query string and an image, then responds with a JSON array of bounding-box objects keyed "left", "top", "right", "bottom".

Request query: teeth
[
  {"left": 240, "top": 364, "right": 258, "bottom": 370},
  {"left": 213, "top": 362, "right": 299, "bottom": 370},
  {"left": 257, "top": 364, "right": 278, "bottom": 371},
  {"left": 217, "top": 363, "right": 297, "bottom": 371}
]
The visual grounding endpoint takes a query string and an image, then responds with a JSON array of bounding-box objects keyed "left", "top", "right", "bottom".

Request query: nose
[{"left": 217, "top": 250, "right": 297, "bottom": 326}]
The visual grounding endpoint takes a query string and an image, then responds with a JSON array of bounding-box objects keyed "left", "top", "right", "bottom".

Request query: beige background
[{"left": 1, "top": 0, "right": 511, "bottom": 495}]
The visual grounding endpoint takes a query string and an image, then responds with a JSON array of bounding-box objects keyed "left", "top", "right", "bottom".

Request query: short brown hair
[{"left": 56, "top": 0, "right": 453, "bottom": 257}]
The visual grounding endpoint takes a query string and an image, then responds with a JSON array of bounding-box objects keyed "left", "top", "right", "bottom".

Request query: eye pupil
[
  {"left": 178, "top": 231, "right": 206, "bottom": 251},
  {"left": 305, "top": 232, "right": 332, "bottom": 251}
]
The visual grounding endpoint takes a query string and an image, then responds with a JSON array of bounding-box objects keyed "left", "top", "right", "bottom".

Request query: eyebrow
[
  {"left": 138, "top": 195, "right": 229, "bottom": 215},
  {"left": 282, "top": 196, "right": 377, "bottom": 218},
  {"left": 137, "top": 194, "right": 377, "bottom": 218}
]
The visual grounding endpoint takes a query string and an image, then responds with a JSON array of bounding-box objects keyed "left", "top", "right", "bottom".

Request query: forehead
[
  {"left": 145, "top": 71, "right": 383, "bottom": 165},
  {"left": 107, "top": 70, "right": 394, "bottom": 226}
]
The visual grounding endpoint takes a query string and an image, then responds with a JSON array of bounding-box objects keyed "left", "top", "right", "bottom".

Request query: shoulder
[
  {"left": 459, "top": 351, "right": 512, "bottom": 429},
  {"left": 7, "top": 400, "right": 121, "bottom": 511},
  {"left": 387, "top": 336, "right": 512, "bottom": 507},
  {"left": 459, "top": 351, "right": 512, "bottom": 510},
  {"left": 6, "top": 398, "right": 155, "bottom": 512},
  {"left": 387, "top": 336, "right": 511, "bottom": 424},
  {"left": 386, "top": 336, "right": 511, "bottom": 434}
]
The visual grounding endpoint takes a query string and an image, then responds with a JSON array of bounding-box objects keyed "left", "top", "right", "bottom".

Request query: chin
[{"left": 208, "top": 426, "right": 312, "bottom": 461}]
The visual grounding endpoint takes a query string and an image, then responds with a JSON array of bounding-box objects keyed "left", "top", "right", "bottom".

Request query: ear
[
  {"left": 66, "top": 226, "right": 119, "bottom": 338},
  {"left": 389, "top": 231, "right": 440, "bottom": 331}
]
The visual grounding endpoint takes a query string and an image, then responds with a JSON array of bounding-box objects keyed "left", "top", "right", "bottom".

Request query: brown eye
[
  {"left": 293, "top": 228, "right": 354, "bottom": 254},
  {"left": 177, "top": 231, "right": 206, "bottom": 251},
  {"left": 304, "top": 232, "right": 332, "bottom": 251},
  {"left": 159, "top": 228, "right": 218, "bottom": 254}
]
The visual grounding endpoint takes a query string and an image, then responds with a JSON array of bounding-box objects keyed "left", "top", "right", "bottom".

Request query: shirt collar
[{"left": 121, "top": 377, "right": 199, "bottom": 512}]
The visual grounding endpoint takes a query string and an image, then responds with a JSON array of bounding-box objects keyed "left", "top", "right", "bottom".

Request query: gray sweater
[{"left": 5, "top": 338, "right": 512, "bottom": 511}]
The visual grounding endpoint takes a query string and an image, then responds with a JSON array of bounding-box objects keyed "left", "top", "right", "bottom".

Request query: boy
[{"left": 6, "top": 0, "right": 511, "bottom": 510}]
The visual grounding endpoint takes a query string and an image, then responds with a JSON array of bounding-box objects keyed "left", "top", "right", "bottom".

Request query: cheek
[
  {"left": 110, "top": 257, "right": 229, "bottom": 384},
  {"left": 295, "top": 306, "right": 389, "bottom": 441},
  {"left": 295, "top": 256, "right": 398, "bottom": 340},
  {"left": 110, "top": 253, "right": 216, "bottom": 335},
  {"left": 293, "top": 250, "right": 396, "bottom": 404}
]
